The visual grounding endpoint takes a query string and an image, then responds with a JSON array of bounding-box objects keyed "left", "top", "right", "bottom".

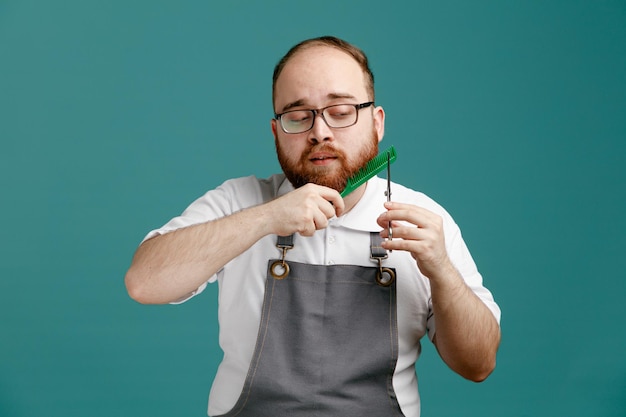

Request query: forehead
[{"left": 274, "top": 45, "right": 368, "bottom": 110}]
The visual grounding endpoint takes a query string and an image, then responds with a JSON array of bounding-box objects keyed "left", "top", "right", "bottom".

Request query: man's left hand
[{"left": 377, "top": 201, "right": 453, "bottom": 281}]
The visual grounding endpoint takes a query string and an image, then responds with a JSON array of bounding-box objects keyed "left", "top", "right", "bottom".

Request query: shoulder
[
  {"left": 213, "top": 174, "right": 286, "bottom": 205},
  {"left": 180, "top": 174, "right": 286, "bottom": 220},
  {"left": 218, "top": 173, "right": 285, "bottom": 192},
  {"left": 147, "top": 174, "right": 286, "bottom": 238}
]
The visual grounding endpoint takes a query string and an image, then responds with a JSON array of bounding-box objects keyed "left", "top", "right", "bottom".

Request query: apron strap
[
  {"left": 277, "top": 234, "right": 294, "bottom": 248},
  {"left": 370, "top": 232, "right": 387, "bottom": 259},
  {"left": 270, "top": 234, "right": 294, "bottom": 279},
  {"left": 370, "top": 232, "right": 396, "bottom": 287}
]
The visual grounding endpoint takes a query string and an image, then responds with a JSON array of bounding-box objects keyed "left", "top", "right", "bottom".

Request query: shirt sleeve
[
  {"left": 137, "top": 180, "right": 243, "bottom": 303},
  {"left": 141, "top": 183, "right": 236, "bottom": 243},
  {"left": 137, "top": 175, "right": 278, "bottom": 304},
  {"left": 426, "top": 216, "right": 501, "bottom": 341}
]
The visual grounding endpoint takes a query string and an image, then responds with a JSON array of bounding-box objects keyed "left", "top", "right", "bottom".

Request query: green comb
[{"left": 340, "top": 145, "right": 397, "bottom": 198}]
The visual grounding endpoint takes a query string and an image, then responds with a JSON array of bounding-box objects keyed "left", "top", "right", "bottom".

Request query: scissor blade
[
  {"left": 386, "top": 151, "right": 392, "bottom": 241},
  {"left": 386, "top": 152, "right": 391, "bottom": 202}
]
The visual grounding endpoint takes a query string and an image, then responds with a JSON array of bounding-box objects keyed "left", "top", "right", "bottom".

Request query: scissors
[{"left": 385, "top": 151, "right": 392, "bottom": 242}]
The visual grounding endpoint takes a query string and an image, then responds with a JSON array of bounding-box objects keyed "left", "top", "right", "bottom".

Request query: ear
[
  {"left": 270, "top": 118, "right": 278, "bottom": 140},
  {"left": 373, "top": 105, "right": 385, "bottom": 143}
]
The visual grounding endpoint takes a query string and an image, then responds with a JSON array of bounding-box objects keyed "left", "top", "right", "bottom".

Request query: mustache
[{"left": 302, "top": 144, "right": 345, "bottom": 159}]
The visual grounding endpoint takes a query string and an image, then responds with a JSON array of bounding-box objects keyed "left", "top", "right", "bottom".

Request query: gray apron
[{"left": 214, "top": 233, "right": 404, "bottom": 417}]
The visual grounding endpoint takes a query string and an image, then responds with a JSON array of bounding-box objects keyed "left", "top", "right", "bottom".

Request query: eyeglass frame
[{"left": 274, "top": 101, "right": 375, "bottom": 134}]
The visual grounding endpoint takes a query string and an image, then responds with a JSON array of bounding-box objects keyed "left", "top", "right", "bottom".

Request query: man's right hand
[{"left": 263, "top": 183, "right": 345, "bottom": 237}]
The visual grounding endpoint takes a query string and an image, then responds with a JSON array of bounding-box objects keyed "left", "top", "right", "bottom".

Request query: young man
[{"left": 125, "top": 36, "right": 501, "bottom": 417}]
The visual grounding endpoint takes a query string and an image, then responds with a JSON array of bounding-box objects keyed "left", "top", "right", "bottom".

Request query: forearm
[
  {"left": 125, "top": 204, "right": 274, "bottom": 304},
  {"left": 376, "top": 202, "right": 500, "bottom": 380},
  {"left": 430, "top": 262, "right": 501, "bottom": 382},
  {"left": 125, "top": 183, "right": 345, "bottom": 304}
]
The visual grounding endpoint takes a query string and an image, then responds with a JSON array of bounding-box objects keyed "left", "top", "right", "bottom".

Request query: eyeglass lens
[{"left": 281, "top": 104, "right": 359, "bottom": 133}]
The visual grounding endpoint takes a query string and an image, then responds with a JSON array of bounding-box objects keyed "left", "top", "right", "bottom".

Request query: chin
[{"left": 276, "top": 128, "right": 379, "bottom": 192}]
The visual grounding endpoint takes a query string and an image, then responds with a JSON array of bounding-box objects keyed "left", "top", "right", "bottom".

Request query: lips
[
  {"left": 309, "top": 152, "right": 338, "bottom": 165},
  {"left": 309, "top": 153, "right": 337, "bottom": 161}
]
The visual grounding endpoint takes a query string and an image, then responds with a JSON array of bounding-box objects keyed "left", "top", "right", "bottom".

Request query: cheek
[{"left": 276, "top": 136, "right": 305, "bottom": 161}]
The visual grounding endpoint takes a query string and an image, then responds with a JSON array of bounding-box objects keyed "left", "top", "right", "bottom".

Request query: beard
[{"left": 275, "top": 127, "right": 379, "bottom": 192}]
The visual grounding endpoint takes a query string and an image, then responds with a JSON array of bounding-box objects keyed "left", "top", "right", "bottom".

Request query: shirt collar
[{"left": 338, "top": 176, "right": 386, "bottom": 232}]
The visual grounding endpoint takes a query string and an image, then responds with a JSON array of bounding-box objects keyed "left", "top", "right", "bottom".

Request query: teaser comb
[{"left": 340, "top": 145, "right": 397, "bottom": 198}]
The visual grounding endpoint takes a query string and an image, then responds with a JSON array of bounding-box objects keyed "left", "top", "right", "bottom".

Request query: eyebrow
[{"left": 279, "top": 93, "right": 359, "bottom": 113}]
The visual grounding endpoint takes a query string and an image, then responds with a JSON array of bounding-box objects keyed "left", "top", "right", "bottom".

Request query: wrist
[{"left": 425, "top": 258, "right": 462, "bottom": 288}]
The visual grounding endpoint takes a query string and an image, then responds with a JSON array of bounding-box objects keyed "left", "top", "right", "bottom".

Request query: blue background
[{"left": 1, "top": 1, "right": 625, "bottom": 416}]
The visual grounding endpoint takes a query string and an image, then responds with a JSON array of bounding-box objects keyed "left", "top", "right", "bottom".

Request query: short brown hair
[{"left": 272, "top": 36, "right": 375, "bottom": 106}]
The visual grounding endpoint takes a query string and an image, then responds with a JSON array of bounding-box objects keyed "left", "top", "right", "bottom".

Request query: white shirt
[{"left": 144, "top": 174, "right": 501, "bottom": 417}]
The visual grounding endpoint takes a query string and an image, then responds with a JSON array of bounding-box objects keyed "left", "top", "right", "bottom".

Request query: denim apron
[{"left": 214, "top": 233, "right": 404, "bottom": 417}]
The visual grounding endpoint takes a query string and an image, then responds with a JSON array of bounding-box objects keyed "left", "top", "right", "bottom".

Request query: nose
[{"left": 307, "top": 112, "right": 334, "bottom": 143}]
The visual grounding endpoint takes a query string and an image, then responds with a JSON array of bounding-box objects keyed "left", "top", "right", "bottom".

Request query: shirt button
[
  {"left": 328, "top": 236, "right": 336, "bottom": 244},
  {"left": 327, "top": 260, "right": 335, "bottom": 265}
]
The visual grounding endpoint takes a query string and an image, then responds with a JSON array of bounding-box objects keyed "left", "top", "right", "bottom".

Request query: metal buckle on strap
[
  {"left": 370, "top": 232, "right": 396, "bottom": 287},
  {"left": 270, "top": 235, "right": 294, "bottom": 279}
]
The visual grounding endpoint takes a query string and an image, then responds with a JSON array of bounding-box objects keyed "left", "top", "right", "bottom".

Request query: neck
[{"left": 341, "top": 183, "right": 367, "bottom": 215}]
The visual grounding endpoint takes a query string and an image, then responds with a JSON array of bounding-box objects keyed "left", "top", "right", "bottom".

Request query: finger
[
  {"left": 394, "top": 226, "right": 428, "bottom": 242},
  {"left": 313, "top": 208, "right": 330, "bottom": 230},
  {"left": 376, "top": 215, "right": 397, "bottom": 230},
  {"left": 379, "top": 223, "right": 421, "bottom": 241},
  {"left": 299, "top": 223, "right": 317, "bottom": 237},
  {"left": 316, "top": 195, "right": 339, "bottom": 219},
  {"left": 377, "top": 210, "right": 415, "bottom": 229},
  {"left": 384, "top": 201, "right": 418, "bottom": 211},
  {"left": 382, "top": 202, "right": 440, "bottom": 228},
  {"left": 381, "top": 240, "right": 441, "bottom": 266},
  {"left": 317, "top": 187, "right": 345, "bottom": 216},
  {"left": 383, "top": 209, "right": 423, "bottom": 228},
  {"left": 380, "top": 237, "right": 417, "bottom": 253}
]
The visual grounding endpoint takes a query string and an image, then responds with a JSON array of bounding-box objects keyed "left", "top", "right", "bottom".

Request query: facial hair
[{"left": 275, "top": 127, "right": 379, "bottom": 192}]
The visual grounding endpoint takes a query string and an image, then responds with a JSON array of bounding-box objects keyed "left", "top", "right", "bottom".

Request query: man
[{"left": 125, "top": 36, "right": 501, "bottom": 417}]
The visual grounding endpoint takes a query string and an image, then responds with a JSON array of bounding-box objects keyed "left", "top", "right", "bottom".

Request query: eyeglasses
[{"left": 274, "top": 101, "right": 374, "bottom": 134}]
